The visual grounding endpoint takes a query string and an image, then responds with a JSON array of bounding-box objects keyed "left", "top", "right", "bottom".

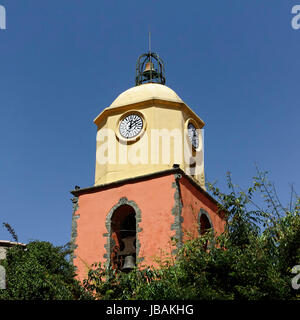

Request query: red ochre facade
[{"left": 71, "top": 168, "right": 226, "bottom": 282}]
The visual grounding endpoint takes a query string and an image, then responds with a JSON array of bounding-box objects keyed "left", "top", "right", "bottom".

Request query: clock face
[
  {"left": 188, "top": 122, "right": 199, "bottom": 149},
  {"left": 119, "top": 114, "right": 143, "bottom": 139}
]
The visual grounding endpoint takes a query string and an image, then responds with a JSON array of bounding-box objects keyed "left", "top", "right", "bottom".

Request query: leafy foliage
[
  {"left": 83, "top": 169, "right": 300, "bottom": 300},
  {"left": 2, "top": 223, "right": 18, "bottom": 243},
  {"left": 0, "top": 169, "right": 298, "bottom": 300},
  {"left": 0, "top": 241, "right": 91, "bottom": 300}
]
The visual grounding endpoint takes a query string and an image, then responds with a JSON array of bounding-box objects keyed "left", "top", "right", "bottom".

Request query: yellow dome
[{"left": 109, "top": 83, "right": 183, "bottom": 108}]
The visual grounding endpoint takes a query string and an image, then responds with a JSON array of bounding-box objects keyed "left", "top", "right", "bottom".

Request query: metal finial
[
  {"left": 148, "top": 30, "right": 151, "bottom": 55},
  {"left": 135, "top": 32, "right": 166, "bottom": 86},
  {"left": 149, "top": 30, "right": 152, "bottom": 80}
]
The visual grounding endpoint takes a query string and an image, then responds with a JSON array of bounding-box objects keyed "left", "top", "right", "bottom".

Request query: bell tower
[{"left": 71, "top": 51, "right": 226, "bottom": 281}]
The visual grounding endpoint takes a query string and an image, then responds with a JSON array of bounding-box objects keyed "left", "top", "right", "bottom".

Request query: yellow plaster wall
[{"left": 94, "top": 85, "right": 205, "bottom": 188}]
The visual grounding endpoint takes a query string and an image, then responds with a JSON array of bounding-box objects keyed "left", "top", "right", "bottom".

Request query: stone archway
[
  {"left": 104, "top": 197, "right": 142, "bottom": 269},
  {"left": 198, "top": 209, "right": 214, "bottom": 250}
]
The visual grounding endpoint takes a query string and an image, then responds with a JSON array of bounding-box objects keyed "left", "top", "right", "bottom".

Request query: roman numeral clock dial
[{"left": 119, "top": 114, "right": 143, "bottom": 139}]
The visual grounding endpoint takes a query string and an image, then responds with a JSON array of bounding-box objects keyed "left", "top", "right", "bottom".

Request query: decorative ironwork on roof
[{"left": 135, "top": 52, "right": 166, "bottom": 86}]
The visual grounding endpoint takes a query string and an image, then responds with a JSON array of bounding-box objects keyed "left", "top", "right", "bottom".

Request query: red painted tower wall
[{"left": 71, "top": 170, "right": 225, "bottom": 282}]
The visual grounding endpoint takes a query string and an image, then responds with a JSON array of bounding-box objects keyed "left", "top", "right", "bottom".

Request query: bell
[
  {"left": 143, "top": 61, "right": 158, "bottom": 80},
  {"left": 144, "top": 61, "right": 154, "bottom": 72},
  {"left": 118, "top": 236, "right": 136, "bottom": 255},
  {"left": 122, "top": 255, "right": 135, "bottom": 271}
]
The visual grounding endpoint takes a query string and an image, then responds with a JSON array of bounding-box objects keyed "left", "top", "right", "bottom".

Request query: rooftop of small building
[{"left": 0, "top": 240, "right": 26, "bottom": 248}]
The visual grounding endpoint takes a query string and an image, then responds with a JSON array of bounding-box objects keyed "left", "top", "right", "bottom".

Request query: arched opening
[
  {"left": 110, "top": 204, "right": 136, "bottom": 271},
  {"left": 199, "top": 214, "right": 211, "bottom": 236},
  {"left": 198, "top": 210, "right": 213, "bottom": 250}
]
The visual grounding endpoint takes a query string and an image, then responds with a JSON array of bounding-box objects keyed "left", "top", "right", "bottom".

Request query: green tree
[{"left": 0, "top": 241, "right": 91, "bottom": 300}]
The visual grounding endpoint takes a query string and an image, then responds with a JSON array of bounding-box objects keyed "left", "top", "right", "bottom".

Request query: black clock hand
[{"left": 131, "top": 119, "right": 141, "bottom": 127}]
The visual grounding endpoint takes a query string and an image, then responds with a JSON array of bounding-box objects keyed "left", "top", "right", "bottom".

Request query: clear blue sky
[{"left": 0, "top": 1, "right": 299, "bottom": 246}]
